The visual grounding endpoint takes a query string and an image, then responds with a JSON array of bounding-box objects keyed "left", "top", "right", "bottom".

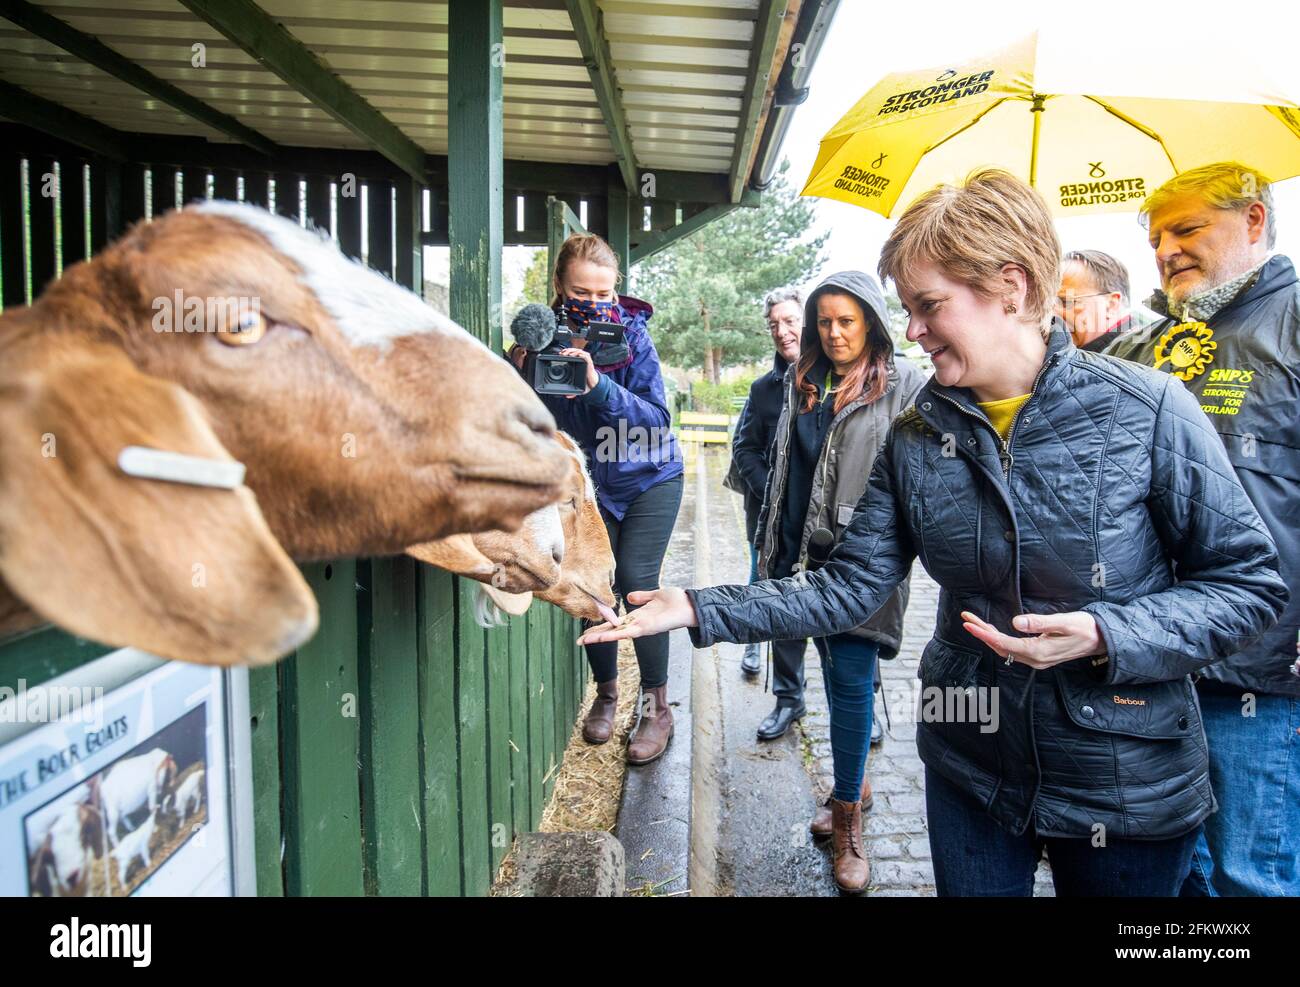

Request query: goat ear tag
[{"left": 118, "top": 446, "right": 246, "bottom": 490}]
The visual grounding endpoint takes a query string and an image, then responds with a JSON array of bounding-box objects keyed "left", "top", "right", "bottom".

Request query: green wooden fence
[{"left": 0, "top": 136, "right": 589, "bottom": 897}]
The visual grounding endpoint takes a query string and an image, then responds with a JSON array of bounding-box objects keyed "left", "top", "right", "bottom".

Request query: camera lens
[{"left": 546, "top": 362, "right": 569, "bottom": 383}]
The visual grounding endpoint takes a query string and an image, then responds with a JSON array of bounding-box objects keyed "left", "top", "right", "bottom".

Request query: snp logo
[{"left": 49, "top": 918, "right": 151, "bottom": 968}]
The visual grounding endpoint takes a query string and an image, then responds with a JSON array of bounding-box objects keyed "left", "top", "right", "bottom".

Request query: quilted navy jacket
[{"left": 685, "top": 328, "right": 1287, "bottom": 838}]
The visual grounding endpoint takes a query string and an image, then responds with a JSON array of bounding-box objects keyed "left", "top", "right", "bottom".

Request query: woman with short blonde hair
[{"left": 578, "top": 170, "right": 1286, "bottom": 897}]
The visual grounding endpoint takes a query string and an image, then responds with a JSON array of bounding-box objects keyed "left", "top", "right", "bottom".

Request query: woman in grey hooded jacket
[{"left": 752, "top": 271, "right": 923, "bottom": 891}]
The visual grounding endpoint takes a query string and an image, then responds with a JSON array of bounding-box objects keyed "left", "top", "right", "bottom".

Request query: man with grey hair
[
  {"left": 731, "top": 287, "right": 810, "bottom": 739},
  {"left": 1108, "top": 161, "right": 1299, "bottom": 897},
  {"left": 1055, "top": 249, "right": 1140, "bottom": 351}
]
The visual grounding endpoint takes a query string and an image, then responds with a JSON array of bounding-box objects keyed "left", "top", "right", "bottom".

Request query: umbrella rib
[
  {"left": 922, "top": 97, "right": 1016, "bottom": 157},
  {"left": 1083, "top": 95, "right": 1180, "bottom": 173}
]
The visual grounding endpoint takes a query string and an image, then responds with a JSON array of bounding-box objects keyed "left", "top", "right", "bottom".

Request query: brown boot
[
  {"left": 810, "top": 774, "right": 873, "bottom": 839},
  {"left": 626, "top": 685, "right": 673, "bottom": 765},
  {"left": 830, "top": 798, "right": 869, "bottom": 894},
  {"left": 581, "top": 679, "right": 619, "bottom": 744}
]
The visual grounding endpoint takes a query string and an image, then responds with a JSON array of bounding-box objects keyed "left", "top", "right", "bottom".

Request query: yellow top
[{"left": 978, "top": 393, "right": 1031, "bottom": 442}]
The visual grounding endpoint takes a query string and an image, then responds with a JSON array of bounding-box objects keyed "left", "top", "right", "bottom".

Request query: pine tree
[{"left": 632, "top": 161, "right": 827, "bottom": 383}]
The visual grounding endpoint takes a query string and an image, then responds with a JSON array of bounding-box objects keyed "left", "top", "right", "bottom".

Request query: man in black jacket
[
  {"left": 731, "top": 288, "right": 806, "bottom": 739},
  {"left": 1107, "top": 161, "right": 1300, "bottom": 897},
  {"left": 1056, "top": 249, "right": 1143, "bottom": 352}
]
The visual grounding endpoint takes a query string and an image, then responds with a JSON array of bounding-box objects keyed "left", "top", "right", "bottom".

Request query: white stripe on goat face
[
  {"left": 195, "top": 201, "right": 468, "bottom": 351},
  {"left": 524, "top": 504, "right": 565, "bottom": 566}
]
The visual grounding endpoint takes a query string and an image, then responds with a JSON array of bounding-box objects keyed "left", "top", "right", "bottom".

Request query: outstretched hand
[
  {"left": 576, "top": 588, "right": 698, "bottom": 646},
  {"left": 960, "top": 610, "right": 1105, "bottom": 670}
]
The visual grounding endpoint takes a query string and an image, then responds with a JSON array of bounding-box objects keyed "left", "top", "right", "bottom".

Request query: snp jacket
[
  {"left": 1106, "top": 255, "right": 1300, "bottom": 698},
  {"left": 685, "top": 329, "right": 1286, "bottom": 838}
]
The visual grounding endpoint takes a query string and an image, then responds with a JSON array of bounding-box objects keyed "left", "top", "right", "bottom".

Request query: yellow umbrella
[{"left": 802, "top": 32, "right": 1300, "bottom": 217}]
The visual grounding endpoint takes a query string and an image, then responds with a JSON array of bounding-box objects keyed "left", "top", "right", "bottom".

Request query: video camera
[{"left": 509, "top": 302, "right": 625, "bottom": 396}]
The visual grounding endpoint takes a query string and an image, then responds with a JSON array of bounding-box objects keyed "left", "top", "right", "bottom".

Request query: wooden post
[
  {"left": 88, "top": 157, "right": 121, "bottom": 253},
  {"left": 27, "top": 156, "right": 56, "bottom": 298},
  {"left": 447, "top": 0, "right": 503, "bottom": 895},
  {"left": 1, "top": 153, "right": 25, "bottom": 309},
  {"left": 151, "top": 164, "right": 178, "bottom": 219},
  {"left": 181, "top": 166, "right": 208, "bottom": 206},
  {"left": 120, "top": 161, "right": 148, "bottom": 228},
  {"left": 60, "top": 160, "right": 87, "bottom": 270},
  {"left": 273, "top": 172, "right": 300, "bottom": 221},
  {"left": 243, "top": 171, "right": 270, "bottom": 209},
  {"left": 304, "top": 175, "right": 332, "bottom": 234},
  {"left": 212, "top": 168, "right": 239, "bottom": 202},
  {"left": 336, "top": 177, "right": 362, "bottom": 259},
  {"left": 394, "top": 175, "right": 423, "bottom": 293},
  {"left": 448, "top": 0, "right": 503, "bottom": 350},
  {"left": 365, "top": 179, "right": 393, "bottom": 278},
  {"left": 607, "top": 173, "right": 630, "bottom": 284}
]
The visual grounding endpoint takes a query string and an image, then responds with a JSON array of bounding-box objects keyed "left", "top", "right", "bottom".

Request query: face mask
[{"left": 563, "top": 297, "right": 619, "bottom": 329}]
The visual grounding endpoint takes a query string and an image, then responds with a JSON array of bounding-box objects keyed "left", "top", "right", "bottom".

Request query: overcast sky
[{"left": 779, "top": 0, "right": 1300, "bottom": 309}]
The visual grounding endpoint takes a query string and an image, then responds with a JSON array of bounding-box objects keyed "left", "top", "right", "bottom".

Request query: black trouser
[
  {"left": 584, "top": 474, "right": 684, "bottom": 689},
  {"left": 771, "top": 637, "right": 807, "bottom": 707}
]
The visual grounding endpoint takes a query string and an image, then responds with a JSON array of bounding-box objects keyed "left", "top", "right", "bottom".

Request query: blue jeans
[
  {"left": 926, "top": 767, "right": 1199, "bottom": 896},
  {"left": 815, "top": 634, "right": 877, "bottom": 802},
  {"left": 748, "top": 543, "right": 759, "bottom": 583},
  {"left": 1181, "top": 683, "right": 1300, "bottom": 896}
]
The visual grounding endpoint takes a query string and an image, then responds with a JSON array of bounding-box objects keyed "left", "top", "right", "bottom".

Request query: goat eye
[{"left": 218, "top": 310, "right": 266, "bottom": 347}]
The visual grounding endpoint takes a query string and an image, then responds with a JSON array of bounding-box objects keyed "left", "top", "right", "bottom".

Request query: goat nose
[
  {"left": 510, "top": 401, "right": 555, "bottom": 441},
  {"left": 552, "top": 544, "right": 564, "bottom": 566}
]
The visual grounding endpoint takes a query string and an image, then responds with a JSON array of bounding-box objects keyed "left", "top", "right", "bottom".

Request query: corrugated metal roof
[{"left": 0, "top": 0, "right": 797, "bottom": 180}]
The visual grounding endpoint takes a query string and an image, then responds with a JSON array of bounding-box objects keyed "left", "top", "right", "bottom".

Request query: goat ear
[
  {"left": 406, "top": 534, "right": 496, "bottom": 578},
  {"left": 0, "top": 339, "right": 317, "bottom": 666}
]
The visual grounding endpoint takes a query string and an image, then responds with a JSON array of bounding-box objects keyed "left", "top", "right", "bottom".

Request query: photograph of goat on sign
[
  {"left": 1, "top": 656, "right": 236, "bottom": 899},
  {"left": 24, "top": 706, "right": 207, "bottom": 897}
]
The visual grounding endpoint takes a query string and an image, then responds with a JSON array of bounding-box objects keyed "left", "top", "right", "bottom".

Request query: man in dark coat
[
  {"left": 1056, "top": 249, "right": 1144, "bottom": 352},
  {"left": 730, "top": 289, "right": 803, "bottom": 736},
  {"left": 1107, "top": 161, "right": 1300, "bottom": 897}
]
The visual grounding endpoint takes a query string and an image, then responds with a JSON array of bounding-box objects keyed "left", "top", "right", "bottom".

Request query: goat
[
  {"left": 0, "top": 202, "right": 573, "bottom": 664},
  {"left": 409, "top": 433, "right": 617, "bottom": 623},
  {"left": 108, "top": 809, "right": 158, "bottom": 892}
]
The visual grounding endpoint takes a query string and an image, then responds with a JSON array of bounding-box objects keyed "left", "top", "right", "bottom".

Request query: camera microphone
[{"left": 510, "top": 303, "right": 558, "bottom": 352}]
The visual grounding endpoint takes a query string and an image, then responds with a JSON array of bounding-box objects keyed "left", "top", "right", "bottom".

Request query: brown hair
[
  {"left": 1063, "top": 249, "right": 1130, "bottom": 303},
  {"left": 877, "top": 169, "right": 1060, "bottom": 340},
  {"left": 794, "top": 288, "right": 891, "bottom": 415},
  {"left": 550, "top": 233, "right": 623, "bottom": 306}
]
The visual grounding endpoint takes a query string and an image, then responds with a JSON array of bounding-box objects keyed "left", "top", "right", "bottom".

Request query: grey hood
[{"left": 801, "top": 270, "right": 894, "bottom": 365}]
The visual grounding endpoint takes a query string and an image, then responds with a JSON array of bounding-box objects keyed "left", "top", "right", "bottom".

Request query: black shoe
[
  {"left": 757, "top": 702, "right": 805, "bottom": 741},
  {"left": 740, "top": 643, "right": 761, "bottom": 677},
  {"left": 870, "top": 711, "right": 884, "bottom": 746}
]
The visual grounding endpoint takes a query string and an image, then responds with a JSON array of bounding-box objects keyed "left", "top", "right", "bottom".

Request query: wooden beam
[
  {"left": 607, "top": 178, "right": 630, "bottom": 283},
  {"left": 448, "top": 0, "right": 503, "bottom": 352},
  {"left": 729, "top": 0, "right": 789, "bottom": 203},
  {"left": 0, "top": 0, "right": 277, "bottom": 157},
  {"left": 179, "top": 0, "right": 427, "bottom": 183},
  {"left": 0, "top": 124, "right": 730, "bottom": 204},
  {"left": 564, "top": 0, "right": 636, "bottom": 192},
  {"left": 0, "top": 81, "right": 125, "bottom": 161}
]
